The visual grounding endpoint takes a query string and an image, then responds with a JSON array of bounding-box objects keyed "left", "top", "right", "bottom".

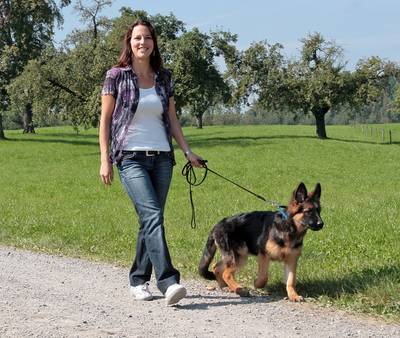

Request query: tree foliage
[
  {"left": 0, "top": 0, "right": 70, "bottom": 137},
  {"left": 168, "top": 28, "right": 230, "bottom": 128},
  {"left": 7, "top": 1, "right": 114, "bottom": 131}
]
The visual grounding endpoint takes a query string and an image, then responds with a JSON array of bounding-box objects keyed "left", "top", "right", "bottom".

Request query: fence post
[
  {"left": 389, "top": 130, "right": 392, "bottom": 144},
  {"left": 381, "top": 129, "right": 384, "bottom": 143}
]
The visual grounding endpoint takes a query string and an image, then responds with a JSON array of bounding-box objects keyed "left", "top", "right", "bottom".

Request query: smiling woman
[{"left": 98, "top": 19, "right": 204, "bottom": 306}]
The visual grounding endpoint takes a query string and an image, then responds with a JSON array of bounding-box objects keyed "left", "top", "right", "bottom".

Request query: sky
[{"left": 55, "top": 0, "right": 400, "bottom": 69}]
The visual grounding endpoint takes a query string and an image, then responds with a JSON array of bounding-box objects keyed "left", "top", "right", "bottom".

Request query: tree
[
  {"left": 231, "top": 40, "right": 287, "bottom": 109},
  {"left": 74, "top": 0, "right": 112, "bottom": 45},
  {"left": 230, "top": 33, "right": 352, "bottom": 138},
  {"left": 7, "top": 1, "right": 114, "bottom": 131},
  {"left": 288, "top": 33, "right": 352, "bottom": 138},
  {"left": 169, "top": 28, "right": 230, "bottom": 128},
  {"left": 353, "top": 56, "right": 400, "bottom": 110},
  {"left": 0, "top": 0, "right": 70, "bottom": 138}
]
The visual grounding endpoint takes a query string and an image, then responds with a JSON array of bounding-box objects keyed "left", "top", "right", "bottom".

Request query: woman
[{"left": 99, "top": 19, "right": 203, "bottom": 306}]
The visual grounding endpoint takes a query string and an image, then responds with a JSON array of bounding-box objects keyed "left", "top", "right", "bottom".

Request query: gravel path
[{"left": 0, "top": 245, "right": 399, "bottom": 338}]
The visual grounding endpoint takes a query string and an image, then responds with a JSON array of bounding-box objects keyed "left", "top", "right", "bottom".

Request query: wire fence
[{"left": 352, "top": 124, "right": 398, "bottom": 144}]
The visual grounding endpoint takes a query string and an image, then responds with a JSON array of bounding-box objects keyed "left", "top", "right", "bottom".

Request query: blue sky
[{"left": 55, "top": 0, "right": 400, "bottom": 69}]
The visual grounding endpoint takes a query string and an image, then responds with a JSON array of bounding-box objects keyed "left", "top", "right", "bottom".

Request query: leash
[{"left": 182, "top": 160, "right": 288, "bottom": 228}]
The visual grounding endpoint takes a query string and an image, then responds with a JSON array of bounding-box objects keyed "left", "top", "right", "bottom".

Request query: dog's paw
[
  {"left": 236, "top": 287, "right": 250, "bottom": 297},
  {"left": 288, "top": 294, "right": 304, "bottom": 302}
]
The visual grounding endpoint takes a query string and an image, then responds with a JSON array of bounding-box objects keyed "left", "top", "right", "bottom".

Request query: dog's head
[{"left": 287, "top": 182, "right": 324, "bottom": 232}]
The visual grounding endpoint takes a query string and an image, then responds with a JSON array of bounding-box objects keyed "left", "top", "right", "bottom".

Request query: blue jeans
[{"left": 117, "top": 151, "right": 180, "bottom": 294}]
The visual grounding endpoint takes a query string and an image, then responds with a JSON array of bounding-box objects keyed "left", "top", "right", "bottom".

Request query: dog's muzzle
[{"left": 309, "top": 221, "right": 324, "bottom": 231}]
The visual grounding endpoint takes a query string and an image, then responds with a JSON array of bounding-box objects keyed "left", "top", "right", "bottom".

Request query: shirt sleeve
[{"left": 101, "top": 69, "right": 118, "bottom": 97}]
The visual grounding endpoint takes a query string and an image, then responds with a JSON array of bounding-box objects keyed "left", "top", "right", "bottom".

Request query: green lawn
[{"left": 1, "top": 124, "right": 399, "bottom": 320}]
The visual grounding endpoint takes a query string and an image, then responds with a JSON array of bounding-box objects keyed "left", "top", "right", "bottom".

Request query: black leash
[{"left": 182, "top": 160, "right": 286, "bottom": 228}]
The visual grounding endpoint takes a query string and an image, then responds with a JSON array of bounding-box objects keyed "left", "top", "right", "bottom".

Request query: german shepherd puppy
[{"left": 198, "top": 182, "right": 323, "bottom": 301}]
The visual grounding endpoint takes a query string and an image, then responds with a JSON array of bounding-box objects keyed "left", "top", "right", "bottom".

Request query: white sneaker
[
  {"left": 165, "top": 283, "right": 187, "bottom": 306},
  {"left": 130, "top": 282, "right": 153, "bottom": 301}
]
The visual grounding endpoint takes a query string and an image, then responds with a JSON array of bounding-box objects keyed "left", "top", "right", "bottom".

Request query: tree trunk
[
  {"left": 313, "top": 109, "right": 329, "bottom": 139},
  {"left": 0, "top": 113, "right": 5, "bottom": 140},
  {"left": 23, "top": 103, "right": 35, "bottom": 133},
  {"left": 196, "top": 114, "right": 203, "bottom": 129}
]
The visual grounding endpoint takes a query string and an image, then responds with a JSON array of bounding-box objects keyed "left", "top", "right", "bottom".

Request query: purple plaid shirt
[{"left": 101, "top": 66, "right": 175, "bottom": 165}]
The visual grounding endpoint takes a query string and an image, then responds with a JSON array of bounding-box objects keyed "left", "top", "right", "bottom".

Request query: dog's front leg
[
  {"left": 254, "top": 253, "right": 270, "bottom": 288},
  {"left": 284, "top": 256, "right": 304, "bottom": 302}
]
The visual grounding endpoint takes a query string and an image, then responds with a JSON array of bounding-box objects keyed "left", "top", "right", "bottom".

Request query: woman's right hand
[{"left": 100, "top": 160, "right": 114, "bottom": 186}]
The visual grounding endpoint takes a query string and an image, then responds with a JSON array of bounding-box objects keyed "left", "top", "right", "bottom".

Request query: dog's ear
[
  {"left": 309, "top": 183, "right": 321, "bottom": 200},
  {"left": 293, "top": 182, "right": 307, "bottom": 204}
]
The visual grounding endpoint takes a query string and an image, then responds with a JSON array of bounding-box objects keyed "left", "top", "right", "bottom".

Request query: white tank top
[{"left": 123, "top": 86, "right": 170, "bottom": 151}]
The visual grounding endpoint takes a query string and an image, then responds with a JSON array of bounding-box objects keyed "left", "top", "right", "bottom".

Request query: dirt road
[{"left": 1, "top": 246, "right": 399, "bottom": 337}]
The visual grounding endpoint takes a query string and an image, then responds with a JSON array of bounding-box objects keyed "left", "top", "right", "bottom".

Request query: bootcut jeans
[{"left": 117, "top": 151, "right": 180, "bottom": 294}]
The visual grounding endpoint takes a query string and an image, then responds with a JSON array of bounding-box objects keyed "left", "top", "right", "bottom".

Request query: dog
[{"left": 198, "top": 182, "right": 323, "bottom": 302}]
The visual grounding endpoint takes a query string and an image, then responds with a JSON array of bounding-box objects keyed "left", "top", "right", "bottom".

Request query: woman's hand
[
  {"left": 100, "top": 160, "right": 114, "bottom": 185},
  {"left": 186, "top": 151, "right": 205, "bottom": 168}
]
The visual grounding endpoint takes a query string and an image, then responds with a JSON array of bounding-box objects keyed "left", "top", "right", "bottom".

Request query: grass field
[{"left": 1, "top": 124, "right": 399, "bottom": 320}]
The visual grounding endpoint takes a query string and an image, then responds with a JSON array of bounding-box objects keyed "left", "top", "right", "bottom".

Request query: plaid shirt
[{"left": 101, "top": 66, "right": 175, "bottom": 165}]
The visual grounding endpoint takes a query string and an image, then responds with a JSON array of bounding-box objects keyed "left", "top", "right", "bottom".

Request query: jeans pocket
[{"left": 118, "top": 152, "right": 138, "bottom": 170}]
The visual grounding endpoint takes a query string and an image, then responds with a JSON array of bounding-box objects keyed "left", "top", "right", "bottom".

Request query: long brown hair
[{"left": 116, "top": 19, "right": 163, "bottom": 73}]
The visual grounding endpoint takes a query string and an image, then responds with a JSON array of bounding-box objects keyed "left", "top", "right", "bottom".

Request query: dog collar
[{"left": 277, "top": 206, "right": 289, "bottom": 220}]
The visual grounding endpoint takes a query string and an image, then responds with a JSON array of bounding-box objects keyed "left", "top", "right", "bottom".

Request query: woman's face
[{"left": 130, "top": 25, "right": 154, "bottom": 61}]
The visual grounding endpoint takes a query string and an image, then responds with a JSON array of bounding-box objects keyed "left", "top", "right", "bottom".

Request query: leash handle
[{"left": 182, "top": 160, "right": 209, "bottom": 228}]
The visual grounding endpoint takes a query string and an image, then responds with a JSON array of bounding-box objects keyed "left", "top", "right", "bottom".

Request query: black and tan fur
[{"left": 198, "top": 182, "right": 323, "bottom": 301}]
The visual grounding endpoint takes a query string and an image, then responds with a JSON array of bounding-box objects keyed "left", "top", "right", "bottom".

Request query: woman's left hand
[{"left": 186, "top": 152, "right": 205, "bottom": 168}]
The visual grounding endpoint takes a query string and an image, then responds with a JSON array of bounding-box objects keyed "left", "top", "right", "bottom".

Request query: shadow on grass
[
  {"left": 186, "top": 134, "right": 400, "bottom": 148},
  {"left": 183, "top": 134, "right": 317, "bottom": 148},
  {"left": 267, "top": 265, "right": 399, "bottom": 299},
  {"left": 328, "top": 137, "right": 400, "bottom": 146},
  {"left": 4, "top": 136, "right": 97, "bottom": 147}
]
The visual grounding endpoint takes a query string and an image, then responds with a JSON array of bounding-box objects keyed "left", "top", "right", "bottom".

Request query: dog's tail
[{"left": 198, "top": 231, "right": 217, "bottom": 280}]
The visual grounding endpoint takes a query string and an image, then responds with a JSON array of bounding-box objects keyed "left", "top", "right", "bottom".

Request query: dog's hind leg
[
  {"left": 222, "top": 263, "right": 249, "bottom": 296},
  {"left": 254, "top": 253, "right": 270, "bottom": 289},
  {"left": 222, "top": 250, "right": 250, "bottom": 297},
  {"left": 212, "top": 261, "right": 227, "bottom": 288},
  {"left": 284, "top": 255, "right": 303, "bottom": 302}
]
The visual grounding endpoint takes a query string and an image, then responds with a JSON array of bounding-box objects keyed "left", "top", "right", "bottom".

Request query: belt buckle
[{"left": 145, "top": 150, "right": 156, "bottom": 157}]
